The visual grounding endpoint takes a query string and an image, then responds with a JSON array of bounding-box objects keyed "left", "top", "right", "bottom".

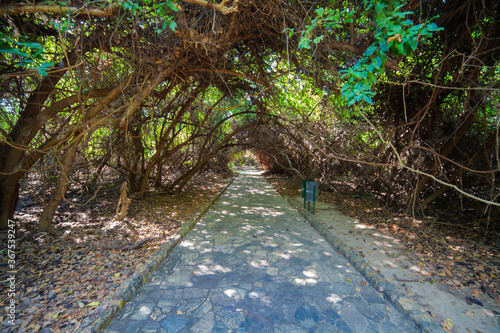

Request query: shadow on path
[{"left": 104, "top": 167, "right": 420, "bottom": 333}]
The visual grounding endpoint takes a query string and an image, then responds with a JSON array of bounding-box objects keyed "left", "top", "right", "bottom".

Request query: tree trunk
[
  {"left": 418, "top": 132, "right": 499, "bottom": 210},
  {"left": 139, "top": 87, "right": 201, "bottom": 193},
  {"left": 0, "top": 181, "right": 19, "bottom": 229},
  {"left": 408, "top": 90, "right": 482, "bottom": 210},
  {"left": 173, "top": 121, "right": 262, "bottom": 191},
  {"left": 36, "top": 80, "right": 130, "bottom": 231},
  {"left": 115, "top": 182, "right": 132, "bottom": 220},
  {"left": 0, "top": 35, "right": 98, "bottom": 230},
  {"left": 38, "top": 145, "right": 78, "bottom": 231}
]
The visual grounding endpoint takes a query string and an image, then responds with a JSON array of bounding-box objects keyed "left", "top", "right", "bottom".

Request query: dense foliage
[{"left": 0, "top": 0, "right": 498, "bottom": 239}]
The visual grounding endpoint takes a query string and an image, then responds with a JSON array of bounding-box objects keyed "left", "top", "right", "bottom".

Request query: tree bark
[
  {"left": 0, "top": 35, "right": 97, "bottom": 229},
  {"left": 115, "top": 182, "right": 132, "bottom": 221},
  {"left": 38, "top": 145, "right": 78, "bottom": 231},
  {"left": 418, "top": 133, "right": 499, "bottom": 210},
  {"left": 139, "top": 84, "right": 206, "bottom": 194},
  {"left": 0, "top": 3, "right": 120, "bottom": 17},
  {"left": 409, "top": 89, "right": 482, "bottom": 210},
  {"left": 173, "top": 121, "right": 263, "bottom": 191}
]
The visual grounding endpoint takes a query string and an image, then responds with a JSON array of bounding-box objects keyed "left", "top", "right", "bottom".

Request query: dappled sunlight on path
[{"left": 104, "top": 167, "right": 420, "bottom": 333}]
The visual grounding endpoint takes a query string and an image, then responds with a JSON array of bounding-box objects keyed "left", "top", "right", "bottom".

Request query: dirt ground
[
  {"left": 0, "top": 172, "right": 234, "bottom": 333},
  {"left": 1, "top": 170, "right": 499, "bottom": 333},
  {"left": 266, "top": 173, "right": 500, "bottom": 333}
]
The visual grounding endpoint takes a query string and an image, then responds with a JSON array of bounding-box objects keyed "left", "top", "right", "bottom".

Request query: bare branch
[
  {"left": 0, "top": 3, "right": 120, "bottom": 17},
  {"left": 181, "top": 0, "right": 238, "bottom": 14}
]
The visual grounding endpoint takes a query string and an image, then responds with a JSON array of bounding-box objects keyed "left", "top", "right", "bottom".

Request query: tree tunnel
[{"left": 0, "top": 0, "right": 498, "bottom": 234}]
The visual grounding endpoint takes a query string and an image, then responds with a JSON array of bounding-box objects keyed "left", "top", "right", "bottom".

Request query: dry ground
[
  {"left": 0, "top": 172, "right": 235, "bottom": 333},
  {"left": 266, "top": 172, "right": 500, "bottom": 332},
  {"left": 1, "top": 170, "right": 498, "bottom": 332}
]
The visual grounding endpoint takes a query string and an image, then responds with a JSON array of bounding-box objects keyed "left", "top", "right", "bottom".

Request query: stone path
[{"left": 104, "top": 167, "right": 420, "bottom": 333}]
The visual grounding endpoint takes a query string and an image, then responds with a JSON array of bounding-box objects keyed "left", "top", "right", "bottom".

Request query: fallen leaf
[
  {"left": 386, "top": 306, "right": 391, "bottom": 313},
  {"left": 87, "top": 301, "right": 100, "bottom": 307},
  {"left": 441, "top": 318, "right": 452, "bottom": 332},
  {"left": 355, "top": 284, "right": 361, "bottom": 292},
  {"left": 346, "top": 278, "right": 352, "bottom": 282},
  {"left": 465, "top": 310, "right": 474, "bottom": 317},
  {"left": 177, "top": 310, "right": 183, "bottom": 314},
  {"left": 361, "top": 280, "right": 366, "bottom": 286}
]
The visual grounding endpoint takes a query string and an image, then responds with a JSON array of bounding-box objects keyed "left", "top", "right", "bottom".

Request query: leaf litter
[
  {"left": 0, "top": 172, "right": 234, "bottom": 333},
  {"left": 267, "top": 173, "right": 500, "bottom": 316}
]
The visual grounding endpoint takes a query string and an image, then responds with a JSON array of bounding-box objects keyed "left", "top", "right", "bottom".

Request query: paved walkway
[{"left": 104, "top": 168, "right": 420, "bottom": 333}]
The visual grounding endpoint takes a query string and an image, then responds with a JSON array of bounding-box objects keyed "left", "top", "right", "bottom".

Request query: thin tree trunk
[
  {"left": 409, "top": 91, "right": 481, "bottom": 210},
  {"left": 0, "top": 182, "right": 19, "bottom": 229},
  {"left": 418, "top": 133, "right": 499, "bottom": 210},
  {"left": 38, "top": 145, "right": 78, "bottom": 231}
]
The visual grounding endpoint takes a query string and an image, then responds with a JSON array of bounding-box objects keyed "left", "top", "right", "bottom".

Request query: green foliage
[
  {"left": 119, "top": 0, "right": 180, "bottom": 32},
  {"left": 296, "top": 6, "right": 346, "bottom": 49},
  {"left": 0, "top": 28, "right": 54, "bottom": 76},
  {"left": 0, "top": 0, "right": 180, "bottom": 77},
  {"left": 341, "top": 1, "right": 442, "bottom": 105},
  {"left": 298, "top": 0, "right": 443, "bottom": 106}
]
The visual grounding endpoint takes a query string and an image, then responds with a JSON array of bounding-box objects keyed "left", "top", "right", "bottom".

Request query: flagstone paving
[{"left": 104, "top": 167, "right": 421, "bottom": 333}]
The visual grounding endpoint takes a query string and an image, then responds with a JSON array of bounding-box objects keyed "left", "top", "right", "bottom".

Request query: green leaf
[
  {"left": 313, "top": 35, "right": 324, "bottom": 44},
  {"left": 363, "top": 95, "right": 373, "bottom": 104},
  {"left": 0, "top": 48, "right": 16, "bottom": 54},
  {"left": 427, "top": 23, "right": 443, "bottom": 32},
  {"left": 0, "top": 48, "right": 29, "bottom": 57},
  {"left": 87, "top": 301, "right": 100, "bottom": 307},
  {"left": 363, "top": 44, "right": 377, "bottom": 57},
  {"left": 298, "top": 38, "right": 312, "bottom": 49},
  {"left": 375, "top": 3, "right": 386, "bottom": 13},
  {"left": 166, "top": 1, "right": 180, "bottom": 12},
  {"left": 367, "top": 72, "right": 377, "bottom": 84},
  {"left": 17, "top": 41, "right": 42, "bottom": 49},
  {"left": 315, "top": 8, "right": 325, "bottom": 17},
  {"left": 169, "top": 20, "right": 177, "bottom": 31},
  {"left": 401, "top": 19, "right": 413, "bottom": 26}
]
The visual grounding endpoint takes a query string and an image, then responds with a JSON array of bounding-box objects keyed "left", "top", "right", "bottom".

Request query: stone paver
[{"left": 104, "top": 167, "right": 420, "bottom": 332}]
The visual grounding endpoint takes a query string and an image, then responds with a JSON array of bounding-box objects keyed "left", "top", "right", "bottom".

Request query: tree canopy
[{"left": 0, "top": 0, "right": 499, "bottom": 235}]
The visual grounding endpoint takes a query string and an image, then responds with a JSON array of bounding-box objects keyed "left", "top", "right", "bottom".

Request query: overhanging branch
[
  {"left": 181, "top": 0, "right": 238, "bottom": 14},
  {"left": 188, "top": 67, "right": 269, "bottom": 86},
  {"left": 0, "top": 3, "right": 120, "bottom": 17}
]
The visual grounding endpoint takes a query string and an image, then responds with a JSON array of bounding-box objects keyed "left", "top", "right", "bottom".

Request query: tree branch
[
  {"left": 181, "top": 0, "right": 238, "bottom": 14},
  {"left": 0, "top": 3, "right": 120, "bottom": 17},
  {"left": 188, "top": 67, "right": 269, "bottom": 86}
]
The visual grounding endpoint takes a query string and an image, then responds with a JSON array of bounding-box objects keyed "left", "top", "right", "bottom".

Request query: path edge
[
  {"left": 75, "top": 171, "right": 241, "bottom": 333},
  {"left": 281, "top": 194, "right": 442, "bottom": 333}
]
